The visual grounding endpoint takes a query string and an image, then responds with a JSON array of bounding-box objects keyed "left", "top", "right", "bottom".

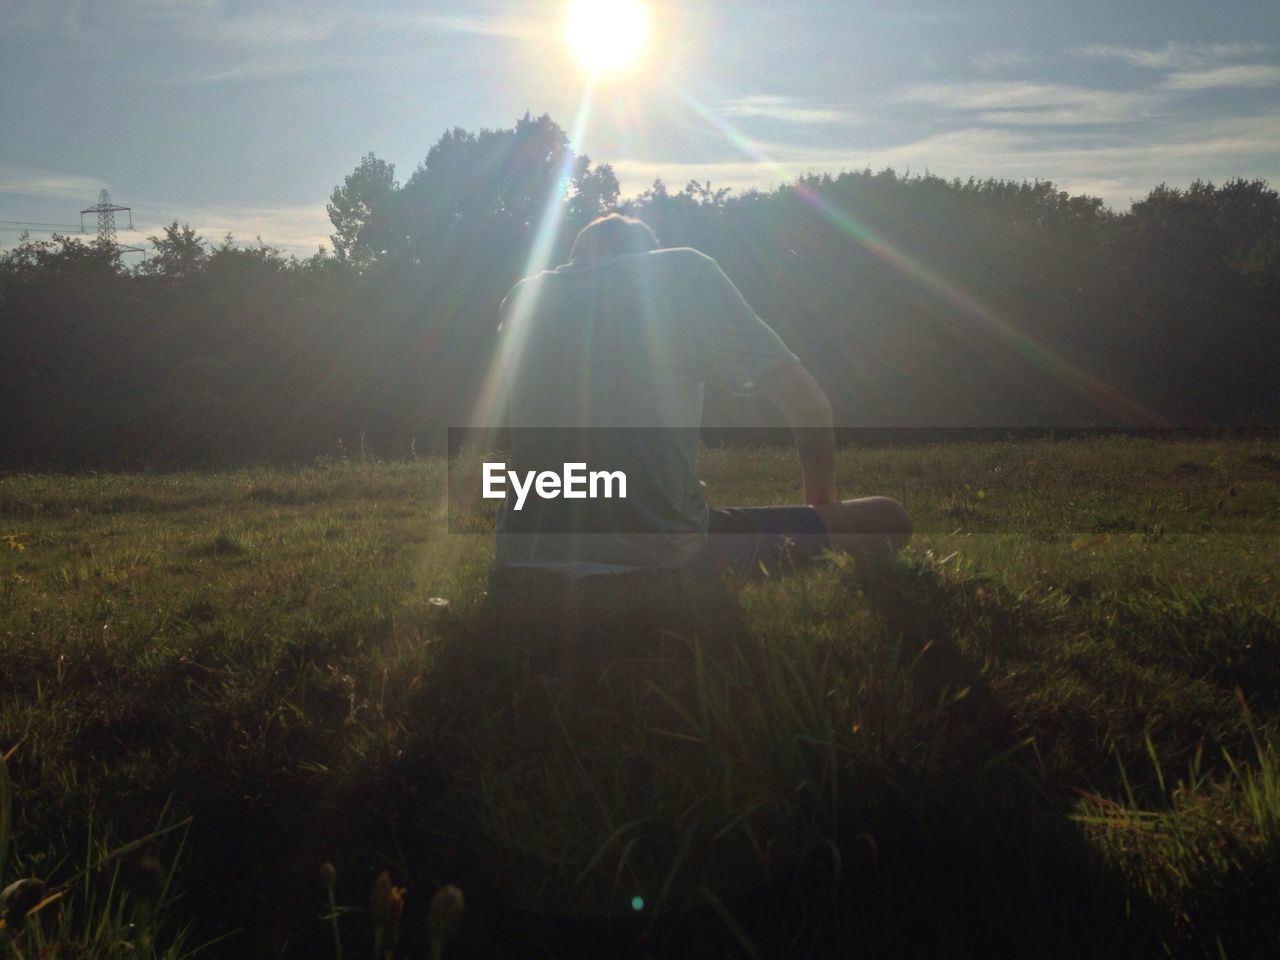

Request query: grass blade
[{"left": 696, "top": 883, "right": 764, "bottom": 960}]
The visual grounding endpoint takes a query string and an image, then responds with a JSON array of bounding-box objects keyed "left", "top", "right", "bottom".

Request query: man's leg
[
  {"left": 812, "top": 496, "right": 912, "bottom": 557},
  {"left": 694, "top": 501, "right": 910, "bottom": 576}
]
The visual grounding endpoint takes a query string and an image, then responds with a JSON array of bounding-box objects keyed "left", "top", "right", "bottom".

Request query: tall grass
[{"left": 1, "top": 744, "right": 200, "bottom": 958}]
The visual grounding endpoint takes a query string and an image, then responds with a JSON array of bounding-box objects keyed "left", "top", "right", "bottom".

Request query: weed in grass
[
  {"left": 427, "top": 885, "right": 465, "bottom": 960},
  {"left": 1076, "top": 697, "right": 1280, "bottom": 956},
  {"left": 0, "top": 743, "right": 199, "bottom": 957}
]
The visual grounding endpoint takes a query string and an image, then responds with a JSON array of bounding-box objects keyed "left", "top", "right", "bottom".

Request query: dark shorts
[{"left": 689, "top": 506, "right": 830, "bottom": 577}]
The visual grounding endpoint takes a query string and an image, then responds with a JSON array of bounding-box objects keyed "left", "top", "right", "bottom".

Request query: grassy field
[{"left": 2, "top": 437, "right": 1279, "bottom": 958}]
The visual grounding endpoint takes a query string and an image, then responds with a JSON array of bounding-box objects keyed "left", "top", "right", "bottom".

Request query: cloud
[
  {"left": 899, "top": 81, "right": 1159, "bottom": 125},
  {"left": 0, "top": 169, "right": 105, "bottom": 201},
  {"left": 611, "top": 109, "right": 1280, "bottom": 214},
  {"left": 0, "top": 0, "right": 98, "bottom": 38},
  {"left": 209, "top": 9, "right": 339, "bottom": 47},
  {"left": 170, "top": 56, "right": 325, "bottom": 84},
  {"left": 610, "top": 130, "right": 1027, "bottom": 197},
  {"left": 407, "top": 12, "right": 551, "bottom": 43},
  {"left": 973, "top": 49, "right": 1031, "bottom": 72},
  {"left": 121, "top": 0, "right": 341, "bottom": 47},
  {"left": 609, "top": 158, "right": 810, "bottom": 197},
  {"left": 973, "top": 106, "right": 1144, "bottom": 126},
  {"left": 42, "top": 201, "right": 338, "bottom": 258},
  {"left": 1075, "top": 41, "right": 1267, "bottom": 70},
  {"left": 721, "top": 95, "right": 849, "bottom": 125},
  {"left": 1161, "top": 64, "right": 1280, "bottom": 90},
  {"left": 129, "top": 0, "right": 219, "bottom": 11},
  {"left": 134, "top": 202, "right": 335, "bottom": 256}
]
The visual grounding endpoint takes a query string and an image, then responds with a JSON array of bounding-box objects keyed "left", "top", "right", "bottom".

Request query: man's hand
[{"left": 757, "top": 361, "right": 836, "bottom": 505}]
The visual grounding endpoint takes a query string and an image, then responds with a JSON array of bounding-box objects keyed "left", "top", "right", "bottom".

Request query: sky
[{"left": 2, "top": 0, "right": 1279, "bottom": 259}]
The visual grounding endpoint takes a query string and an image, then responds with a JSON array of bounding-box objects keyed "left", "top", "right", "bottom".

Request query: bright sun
[{"left": 564, "top": 0, "right": 651, "bottom": 76}]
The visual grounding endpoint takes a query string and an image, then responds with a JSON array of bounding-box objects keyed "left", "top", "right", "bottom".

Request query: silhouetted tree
[
  {"left": 327, "top": 152, "right": 398, "bottom": 268},
  {"left": 566, "top": 156, "right": 621, "bottom": 231},
  {"left": 1, "top": 116, "right": 1277, "bottom": 469},
  {"left": 140, "top": 222, "right": 208, "bottom": 281}
]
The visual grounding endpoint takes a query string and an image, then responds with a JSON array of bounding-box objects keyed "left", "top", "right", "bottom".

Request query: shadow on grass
[
  {"left": 378, "top": 560, "right": 1180, "bottom": 959},
  {"left": 851, "top": 559, "right": 1280, "bottom": 960},
  {"left": 804, "top": 558, "right": 1161, "bottom": 958},
  {"left": 211, "top": 558, "right": 1277, "bottom": 959},
  {"left": 855, "top": 559, "right": 1023, "bottom": 749}
]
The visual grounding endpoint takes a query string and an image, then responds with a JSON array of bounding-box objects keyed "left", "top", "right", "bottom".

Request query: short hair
[{"left": 570, "top": 213, "right": 658, "bottom": 261}]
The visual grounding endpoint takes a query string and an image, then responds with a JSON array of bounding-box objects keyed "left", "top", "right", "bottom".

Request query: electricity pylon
[{"left": 81, "top": 189, "right": 144, "bottom": 255}]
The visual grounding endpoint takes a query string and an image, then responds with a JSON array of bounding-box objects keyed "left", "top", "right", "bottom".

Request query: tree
[
  {"left": 327, "top": 152, "right": 399, "bottom": 267},
  {"left": 140, "top": 222, "right": 207, "bottom": 281},
  {"left": 683, "top": 180, "right": 732, "bottom": 207},
  {"left": 393, "top": 114, "right": 572, "bottom": 259},
  {"left": 567, "top": 156, "right": 620, "bottom": 227}
]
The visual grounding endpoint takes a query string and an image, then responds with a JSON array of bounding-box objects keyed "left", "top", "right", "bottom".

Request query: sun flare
[{"left": 564, "top": 0, "right": 651, "bottom": 76}]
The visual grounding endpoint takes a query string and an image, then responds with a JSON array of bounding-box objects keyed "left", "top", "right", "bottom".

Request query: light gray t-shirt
[{"left": 493, "top": 246, "right": 797, "bottom": 574}]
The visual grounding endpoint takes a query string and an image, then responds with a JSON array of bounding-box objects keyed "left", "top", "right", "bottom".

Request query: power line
[
  {"left": 0, "top": 193, "right": 147, "bottom": 257},
  {"left": 0, "top": 219, "right": 87, "bottom": 232}
]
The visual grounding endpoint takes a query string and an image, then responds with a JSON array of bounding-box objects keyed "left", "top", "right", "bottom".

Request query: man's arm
[{"left": 757, "top": 361, "right": 836, "bottom": 506}]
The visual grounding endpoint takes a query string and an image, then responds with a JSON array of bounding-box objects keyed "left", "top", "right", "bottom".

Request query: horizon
[{"left": 2, "top": 0, "right": 1279, "bottom": 258}]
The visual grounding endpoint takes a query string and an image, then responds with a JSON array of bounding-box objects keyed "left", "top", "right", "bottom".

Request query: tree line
[{"left": 2, "top": 112, "right": 1277, "bottom": 469}]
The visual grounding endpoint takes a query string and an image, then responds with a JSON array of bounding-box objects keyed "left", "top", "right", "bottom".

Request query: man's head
[{"left": 570, "top": 213, "right": 658, "bottom": 261}]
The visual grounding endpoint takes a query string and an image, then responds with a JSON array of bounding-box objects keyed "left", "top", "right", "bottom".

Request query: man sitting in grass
[{"left": 492, "top": 212, "right": 910, "bottom": 578}]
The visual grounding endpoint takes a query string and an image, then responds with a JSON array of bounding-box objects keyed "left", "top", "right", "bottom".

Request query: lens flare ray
[{"left": 671, "top": 85, "right": 1166, "bottom": 427}]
